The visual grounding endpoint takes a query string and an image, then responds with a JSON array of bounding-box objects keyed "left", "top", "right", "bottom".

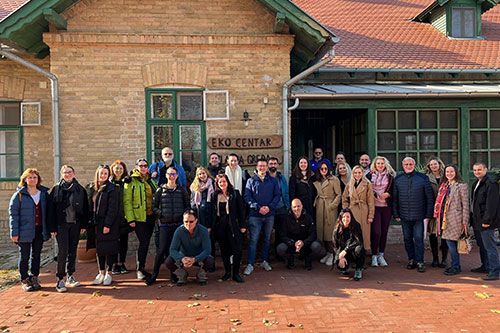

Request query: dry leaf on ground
[{"left": 474, "top": 292, "right": 492, "bottom": 299}]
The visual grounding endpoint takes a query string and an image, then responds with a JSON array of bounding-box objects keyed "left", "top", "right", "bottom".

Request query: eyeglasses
[
  {"left": 138, "top": 164, "right": 148, "bottom": 168},
  {"left": 163, "top": 153, "right": 173, "bottom": 156},
  {"left": 314, "top": 152, "right": 322, "bottom": 155},
  {"left": 320, "top": 167, "right": 328, "bottom": 171},
  {"left": 167, "top": 173, "right": 177, "bottom": 177},
  {"left": 184, "top": 220, "right": 196, "bottom": 224}
]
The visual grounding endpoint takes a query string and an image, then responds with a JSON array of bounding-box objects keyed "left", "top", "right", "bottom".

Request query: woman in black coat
[
  {"left": 289, "top": 157, "right": 316, "bottom": 218},
  {"left": 87, "top": 165, "right": 120, "bottom": 286},
  {"left": 211, "top": 173, "right": 247, "bottom": 283}
]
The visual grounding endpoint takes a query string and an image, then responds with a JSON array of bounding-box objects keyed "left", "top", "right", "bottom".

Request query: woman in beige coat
[
  {"left": 313, "top": 162, "right": 341, "bottom": 266},
  {"left": 433, "top": 165, "right": 469, "bottom": 276},
  {"left": 342, "top": 165, "right": 375, "bottom": 253}
]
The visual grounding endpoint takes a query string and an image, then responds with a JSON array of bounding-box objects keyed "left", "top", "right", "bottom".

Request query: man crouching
[{"left": 165, "top": 209, "right": 214, "bottom": 285}]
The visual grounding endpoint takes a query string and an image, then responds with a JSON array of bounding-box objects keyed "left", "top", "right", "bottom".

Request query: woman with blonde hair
[
  {"left": 9, "top": 168, "right": 51, "bottom": 292},
  {"left": 342, "top": 165, "right": 375, "bottom": 253},
  {"left": 190, "top": 166, "right": 215, "bottom": 230},
  {"left": 367, "top": 156, "right": 395, "bottom": 267}
]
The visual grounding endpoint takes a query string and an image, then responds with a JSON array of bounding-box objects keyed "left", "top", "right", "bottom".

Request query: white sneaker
[
  {"left": 371, "top": 255, "right": 379, "bottom": 267},
  {"left": 56, "top": 279, "right": 67, "bottom": 293},
  {"left": 92, "top": 273, "right": 105, "bottom": 285},
  {"left": 377, "top": 254, "right": 388, "bottom": 267},
  {"left": 325, "top": 253, "right": 334, "bottom": 266},
  {"left": 103, "top": 273, "right": 113, "bottom": 286},
  {"left": 66, "top": 275, "right": 81, "bottom": 288},
  {"left": 260, "top": 261, "right": 272, "bottom": 271},
  {"left": 320, "top": 253, "right": 330, "bottom": 264},
  {"left": 243, "top": 264, "right": 254, "bottom": 276}
]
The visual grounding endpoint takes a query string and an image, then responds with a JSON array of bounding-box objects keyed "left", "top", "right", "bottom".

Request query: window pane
[
  {"left": 151, "top": 125, "right": 173, "bottom": 162},
  {"left": 0, "top": 155, "right": 19, "bottom": 178},
  {"left": 398, "top": 111, "right": 416, "bottom": 129},
  {"left": 178, "top": 93, "right": 203, "bottom": 120},
  {"left": 151, "top": 94, "right": 174, "bottom": 119},
  {"left": 470, "top": 152, "right": 488, "bottom": 168},
  {"left": 0, "top": 130, "right": 19, "bottom": 153},
  {"left": 383, "top": 153, "right": 397, "bottom": 170},
  {"left": 399, "top": 132, "right": 417, "bottom": 150},
  {"left": 491, "top": 131, "right": 500, "bottom": 149},
  {"left": 0, "top": 104, "right": 20, "bottom": 125},
  {"left": 491, "top": 152, "right": 500, "bottom": 168},
  {"left": 440, "top": 110, "right": 458, "bottom": 128},
  {"left": 419, "top": 110, "right": 436, "bottom": 129},
  {"left": 440, "top": 131, "right": 458, "bottom": 149},
  {"left": 420, "top": 152, "right": 438, "bottom": 166},
  {"left": 180, "top": 125, "right": 201, "bottom": 150},
  {"left": 377, "top": 111, "right": 395, "bottom": 129},
  {"left": 420, "top": 132, "right": 437, "bottom": 150},
  {"left": 491, "top": 110, "right": 500, "bottom": 128},
  {"left": 398, "top": 152, "right": 417, "bottom": 166},
  {"left": 470, "top": 131, "right": 487, "bottom": 149},
  {"left": 440, "top": 152, "right": 458, "bottom": 166},
  {"left": 377, "top": 132, "right": 396, "bottom": 150},
  {"left": 463, "top": 9, "right": 475, "bottom": 38},
  {"left": 470, "top": 110, "right": 487, "bottom": 128},
  {"left": 451, "top": 9, "right": 462, "bottom": 37},
  {"left": 181, "top": 150, "right": 202, "bottom": 182}
]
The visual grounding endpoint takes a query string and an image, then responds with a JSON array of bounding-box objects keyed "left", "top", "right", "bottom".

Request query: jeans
[
  {"left": 152, "top": 224, "right": 179, "bottom": 276},
  {"left": 56, "top": 223, "right": 81, "bottom": 279},
  {"left": 473, "top": 228, "right": 489, "bottom": 269},
  {"left": 401, "top": 219, "right": 424, "bottom": 263},
  {"left": 371, "top": 206, "right": 392, "bottom": 254},
  {"left": 247, "top": 215, "right": 274, "bottom": 265},
  {"left": 134, "top": 216, "right": 155, "bottom": 271},
  {"left": 18, "top": 226, "right": 44, "bottom": 280},
  {"left": 481, "top": 229, "right": 500, "bottom": 277},
  {"left": 445, "top": 240, "right": 460, "bottom": 269}
]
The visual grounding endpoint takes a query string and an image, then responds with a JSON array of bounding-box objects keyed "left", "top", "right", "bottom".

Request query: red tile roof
[
  {"left": 294, "top": 0, "right": 500, "bottom": 69},
  {"left": 0, "top": 0, "right": 29, "bottom": 22}
]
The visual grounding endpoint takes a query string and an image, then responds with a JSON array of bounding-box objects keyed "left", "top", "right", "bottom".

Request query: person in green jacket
[{"left": 123, "top": 158, "right": 158, "bottom": 280}]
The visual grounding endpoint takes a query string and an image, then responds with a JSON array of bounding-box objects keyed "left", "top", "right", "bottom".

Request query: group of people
[{"left": 8, "top": 146, "right": 500, "bottom": 293}]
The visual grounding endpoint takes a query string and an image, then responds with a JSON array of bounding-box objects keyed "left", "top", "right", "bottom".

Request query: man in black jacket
[
  {"left": 276, "top": 198, "right": 325, "bottom": 270},
  {"left": 393, "top": 157, "right": 435, "bottom": 273},
  {"left": 471, "top": 162, "right": 500, "bottom": 280}
]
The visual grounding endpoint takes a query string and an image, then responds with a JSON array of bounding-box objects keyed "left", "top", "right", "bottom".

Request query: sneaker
[
  {"left": 66, "top": 275, "right": 81, "bottom": 288},
  {"left": 353, "top": 269, "right": 363, "bottom": 281},
  {"left": 444, "top": 267, "right": 461, "bottom": 276},
  {"left": 56, "top": 279, "right": 67, "bottom": 293},
  {"left": 221, "top": 272, "right": 231, "bottom": 281},
  {"left": 243, "top": 264, "right": 254, "bottom": 276},
  {"left": 260, "top": 261, "right": 272, "bottom": 271},
  {"left": 174, "top": 268, "right": 188, "bottom": 286},
  {"left": 197, "top": 269, "right": 208, "bottom": 285},
  {"left": 340, "top": 268, "right": 350, "bottom": 276},
  {"left": 92, "top": 273, "right": 105, "bottom": 285},
  {"left": 471, "top": 266, "right": 487, "bottom": 273},
  {"left": 325, "top": 253, "right": 334, "bottom": 266},
  {"left": 320, "top": 253, "right": 330, "bottom": 264},
  {"left": 111, "top": 264, "right": 121, "bottom": 275},
  {"left": 406, "top": 260, "right": 417, "bottom": 270},
  {"left": 438, "top": 260, "right": 447, "bottom": 269},
  {"left": 103, "top": 273, "right": 112, "bottom": 286},
  {"left": 30, "top": 276, "right": 41, "bottom": 291},
  {"left": 371, "top": 255, "right": 379, "bottom": 267},
  {"left": 482, "top": 274, "right": 499, "bottom": 281},
  {"left": 232, "top": 274, "right": 244, "bottom": 283},
  {"left": 120, "top": 264, "right": 129, "bottom": 274},
  {"left": 417, "top": 262, "right": 426, "bottom": 273},
  {"left": 377, "top": 254, "right": 388, "bottom": 267},
  {"left": 137, "top": 270, "right": 151, "bottom": 280},
  {"left": 21, "top": 278, "right": 34, "bottom": 292}
]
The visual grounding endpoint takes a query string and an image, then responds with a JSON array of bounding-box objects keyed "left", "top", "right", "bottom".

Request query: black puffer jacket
[
  {"left": 153, "top": 185, "right": 190, "bottom": 225},
  {"left": 471, "top": 175, "right": 500, "bottom": 230},
  {"left": 281, "top": 210, "right": 317, "bottom": 248},
  {"left": 210, "top": 189, "right": 246, "bottom": 239},
  {"left": 393, "top": 171, "right": 435, "bottom": 221},
  {"left": 49, "top": 178, "right": 89, "bottom": 231}
]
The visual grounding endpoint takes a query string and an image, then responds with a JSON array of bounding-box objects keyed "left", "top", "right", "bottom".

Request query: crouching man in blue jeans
[
  {"left": 165, "top": 209, "right": 214, "bottom": 286},
  {"left": 244, "top": 158, "right": 281, "bottom": 276}
]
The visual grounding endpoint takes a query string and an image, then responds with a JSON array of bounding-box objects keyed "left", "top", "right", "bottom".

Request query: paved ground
[{"left": 0, "top": 245, "right": 499, "bottom": 333}]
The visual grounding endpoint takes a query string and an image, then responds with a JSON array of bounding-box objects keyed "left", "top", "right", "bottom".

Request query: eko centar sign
[{"left": 208, "top": 135, "right": 282, "bottom": 166}]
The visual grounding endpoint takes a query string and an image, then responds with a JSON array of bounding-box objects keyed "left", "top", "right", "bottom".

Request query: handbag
[{"left": 457, "top": 234, "right": 472, "bottom": 255}]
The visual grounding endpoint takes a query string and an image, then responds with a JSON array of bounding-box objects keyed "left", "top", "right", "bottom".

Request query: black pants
[
  {"left": 276, "top": 241, "right": 325, "bottom": 261},
  {"left": 429, "top": 233, "right": 448, "bottom": 262},
  {"left": 165, "top": 255, "right": 215, "bottom": 274},
  {"left": 56, "top": 223, "right": 80, "bottom": 279},
  {"left": 98, "top": 254, "right": 117, "bottom": 271},
  {"left": 473, "top": 228, "right": 489, "bottom": 269},
  {"left": 216, "top": 224, "right": 243, "bottom": 276},
  {"left": 273, "top": 213, "right": 287, "bottom": 257},
  {"left": 152, "top": 224, "right": 179, "bottom": 276},
  {"left": 335, "top": 245, "right": 365, "bottom": 270},
  {"left": 118, "top": 229, "right": 129, "bottom": 264},
  {"left": 134, "top": 216, "right": 155, "bottom": 271},
  {"left": 18, "top": 226, "right": 44, "bottom": 280}
]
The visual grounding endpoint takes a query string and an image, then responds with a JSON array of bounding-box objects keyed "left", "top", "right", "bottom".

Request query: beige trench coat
[
  {"left": 440, "top": 183, "right": 470, "bottom": 241},
  {"left": 313, "top": 176, "right": 341, "bottom": 242},
  {"left": 342, "top": 179, "right": 375, "bottom": 251}
]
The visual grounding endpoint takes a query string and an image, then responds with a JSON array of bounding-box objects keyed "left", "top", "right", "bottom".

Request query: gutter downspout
[
  {"left": 0, "top": 48, "right": 60, "bottom": 183},
  {"left": 282, "top": 48, "right": 335, "bottom": 177}
]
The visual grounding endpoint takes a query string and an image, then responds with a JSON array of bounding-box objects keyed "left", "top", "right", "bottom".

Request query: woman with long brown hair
[{"left": 289, "top": 156, "right": 316, "bottom": 218}]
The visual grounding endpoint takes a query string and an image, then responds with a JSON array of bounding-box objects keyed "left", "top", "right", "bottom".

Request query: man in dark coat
[
  {"left": 470, "top": 162, "right": 500, "bottom": 280},
  {"left": 393, "top": 157, "right": 435, "bottom": 273}
]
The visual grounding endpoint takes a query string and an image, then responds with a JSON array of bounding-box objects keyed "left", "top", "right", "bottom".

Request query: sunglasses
[
  {"left": 184, "top": 220, "right": 196, "bottom": 224},
  {"left": 138, "top": 164, "right": 148, "bottom": 168},
  {"left": 163, "top": 153, "right": 173, "bottom": 156},
  {"left": 320, "top": 167, "right": 328, "bottom": 171},
  {"left": 167, "top": 173, "right": 178, "bottom": 177},
  {"left": 314, "top": 152, "right": 322, "bottom": 155}
]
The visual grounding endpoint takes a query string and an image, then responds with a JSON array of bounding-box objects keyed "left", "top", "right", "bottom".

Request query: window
[
  {"left": 0, "top": 102, "right": 22, "bottom": 180},
  {"left": 146, "top": 89, "right": 206, "bottom": 179},
  {"left": 469, "top": 109, "right": 500, "bottom": 168},
  {"left": 451, "top": 7, "right": 476, "bottom": 38},
  {"left": 376, "top": 109, "right": 459, "bottom": 170}
]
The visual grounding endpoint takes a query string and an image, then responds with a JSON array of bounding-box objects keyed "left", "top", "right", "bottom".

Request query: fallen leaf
[
  {"left": 298, "top": 323, "right": 304, "bottom": 329},
  {"left": 24, "top": 306, "right": 32, "bottom": 309},
  {"left": 287, "top": 323, "right": 295, "bottom": 327},
  {"left": 230, "top": 328, "right": 237, "bottom": 332},
  {"left": 268, "top": 283, "right": 272, "bottom": 286},
  {"left": 190, "top": 329, "right": 197, "bottom": 333},
  {"left": 0, "top": 326, "right": 9, "bottom": 332},
  {"left": 474, "top": 292, "right": 492, "bottom": 299},
  {"left": 217, "top": 279, "right": 223, "bottom": 282},
  {"left": 219, "top": 308, "right": 228, "bottom": 312},
  {"left": 357, "top": 290, "right": 365, "bottom": 294},
  {"left": 40, "top": 293, "right": 50, "bottom": 297},
  {"left": 204, "top": 305, "right": 210, "bottom": 309},
  {"left": 190, "top": 293, "right": 202, "bottom": 299},
  {"left": 92, "top": 291, "right": 102, "bottom": 297},
  {"left": 229, "top": 290, "right": 237, "bottom": 294},
  {"left": 481, "top": 285, "right": 488, "bottom": 288},
  {"left": 491, "top": 309, "right": 500, "bottom": 314},
  {"left": 230, "top": 319, "right": 242, "bottom": 326},
  {"left": 280, "top": 276, "right": 286, "bottom": 280},
  {"left": 392, "top": 292, "right": 400, "bottom": 297},
  {"left": 187, "top": 302, "right": 201, "bottom": 308},
  {"left": 147, "top": 300, "right": 154, "bottom": 305},
  {"left": 14, "top": 321, "right": 25, "bottom": 325},
  {"left": 23, "top": 313, "right": 31, "bottom": 317},
  {"left": 111, "top": 286, "right": 117, "bottom": 290},
  {"left": 377, "top": 281, "right": 384, "bottom": 285},
  {"left": 313, "top": 292, "right": 320, "bottom": 296},
  {"left": 196, "top": 317, "right": 204, "bottom": 321},
  {"left": 60, "top": 331, "right": 71, "bottom": 333},
  {"left": 167, "top": 283, "right": 175, "bottom": 287},
  {"left": 267, "top": 310, "right": 275, "bottom": 314}
]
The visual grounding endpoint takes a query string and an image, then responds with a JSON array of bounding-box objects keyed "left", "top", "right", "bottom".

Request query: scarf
[
  {"left": 225, "top": 165, "right": 243, "bottom": 193},
  {"left": 216, "top": 192, "right": 230, "bottom": 217},
  {"left": 433, "top": 182, "right": 451, "bottom": 234},
  {"left": 53, "top": 179, "right": 85, "bottom": 215},
  {"left": 194, "top": 178, "right": 214, "bottom": 207}
]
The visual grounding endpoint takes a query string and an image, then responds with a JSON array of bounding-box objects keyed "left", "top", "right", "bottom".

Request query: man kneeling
[
  {"left": 277, "top": 199, "right": 325, "bottom": 270},
  {"left": 165, "top": 209, "right": 214, "bottom": 285}
]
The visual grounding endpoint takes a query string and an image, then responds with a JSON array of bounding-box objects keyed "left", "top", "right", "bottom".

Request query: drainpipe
[
  {"left": 0, "top": 48, "right": 60, "bottom": 183},
  {"left": 282, "top": 48, "right": 335, "bottom": 177}
]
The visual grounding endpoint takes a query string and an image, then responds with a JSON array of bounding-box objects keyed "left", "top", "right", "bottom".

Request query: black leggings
[
  {"left": 335, "top": 245, "right": 365, "bottom": 270},
  {"left": 216, "top": 223, "right": 243, "bottom": 275},
  {"left": 97, "top": 254, "right": 117, "bottom": 271},
  {"left": 118, "top": 230, "right": 129, "bottom": 264},
  {"left": 152, "top": 224, "right": 179, "bottom": 276},
  {"left": 134, "top": 216, "right": 155, "bottom": 271}
]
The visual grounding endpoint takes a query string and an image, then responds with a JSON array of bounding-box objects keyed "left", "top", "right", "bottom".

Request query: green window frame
[
  {"left": 145, "top": 88, "right": 206, "bottom": 178},
  {"left": 469, "top": 108, "right": 500, "bottom": 169},
  {"left": 376, "top": 109, "right": 460, "bottom": 170},
  {"left": 0, "top": 102, "right": 23, "bottom": 181}
]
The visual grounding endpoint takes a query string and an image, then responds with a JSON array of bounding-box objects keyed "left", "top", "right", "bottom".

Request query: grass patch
[{"left": 0, "top": 269, "right": 18, "bottom": 291}]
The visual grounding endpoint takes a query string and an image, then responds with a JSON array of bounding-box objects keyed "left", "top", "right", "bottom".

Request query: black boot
[
  {"left": 429, "top": 234, "right": 439, "bottom": 267},
  {"left": 439, "top": 244, "right": 449, "bottom": 268},
  {"left": 304, "top": 256, "right": 312, "bottom": 271},
  {"left": 286, "top": 255, "right": 295, "bottom": 269},
  {"left": 145, "top": 274, "right": 157, "bottom": 286},
  {"left": 221, "top": 272, "right": 231, "bottom": 281}
]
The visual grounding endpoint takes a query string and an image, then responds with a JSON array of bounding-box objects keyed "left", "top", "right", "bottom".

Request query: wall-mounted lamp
[{"left": 242, "top": 110, "right": 252, "bottom": 127}]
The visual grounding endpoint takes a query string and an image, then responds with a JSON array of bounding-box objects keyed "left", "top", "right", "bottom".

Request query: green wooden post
[
  {"left": 460, "top": 106, "right": 471, "bottom": 183},
  {"left": 367, "top": 107, "right": 376, "bottom": 158}
]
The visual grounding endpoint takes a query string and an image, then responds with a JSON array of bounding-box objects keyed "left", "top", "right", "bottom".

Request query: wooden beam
[
  {"left": 274, "top": 12, "right": 286, "bottom": 33},
  {"left": 43, "top": 8, "right": 67, "bottom": 30}
]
